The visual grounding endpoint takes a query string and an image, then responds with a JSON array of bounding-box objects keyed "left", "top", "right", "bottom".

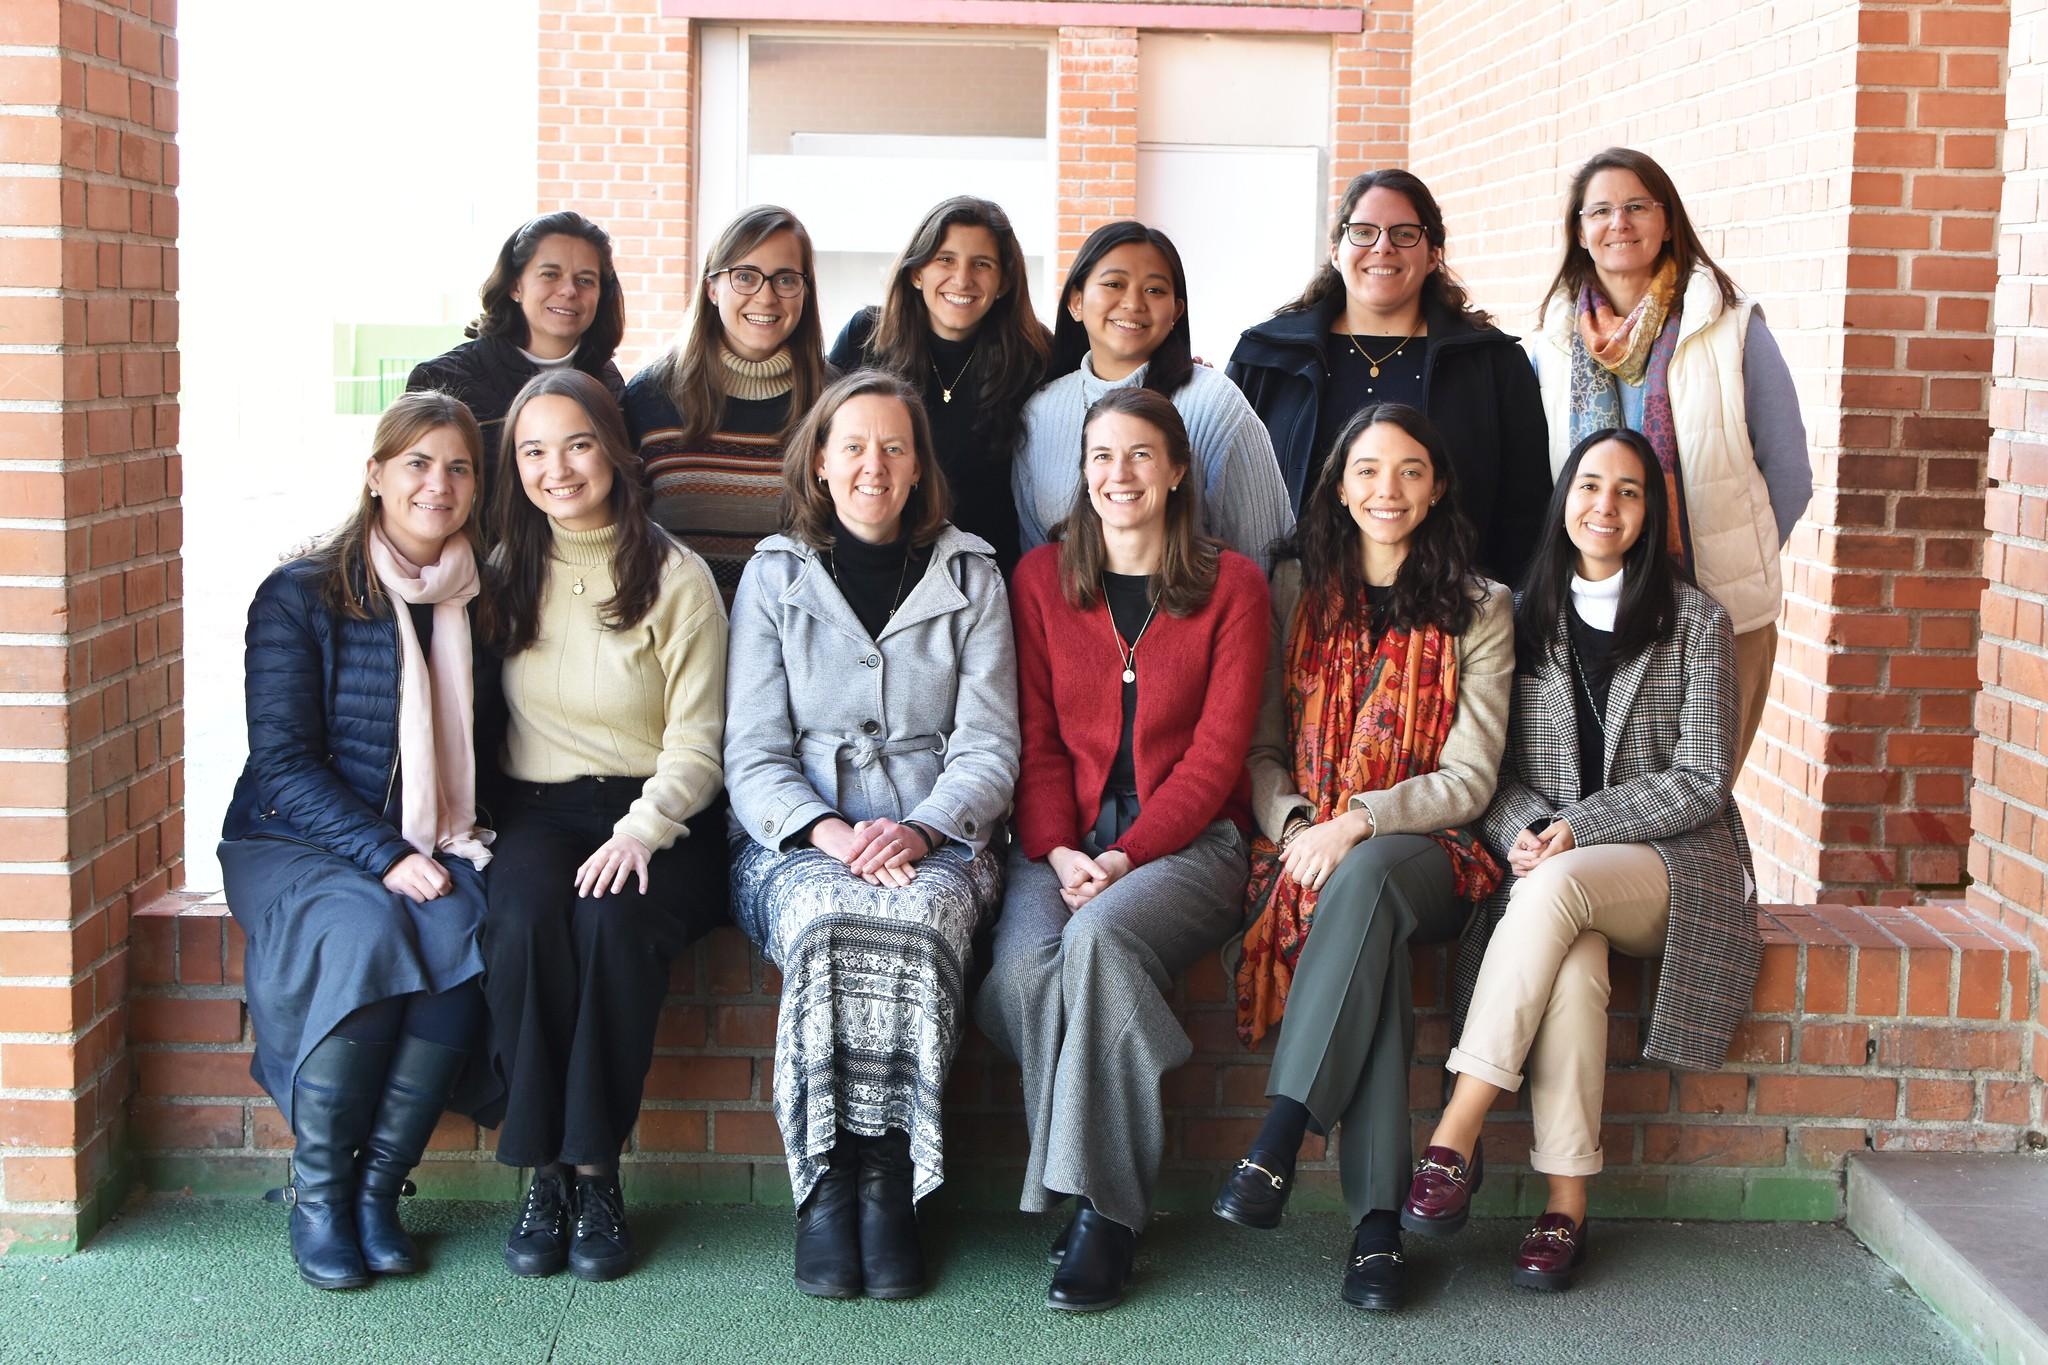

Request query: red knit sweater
[{"left": 1010, "top": 543, "right": 1270, "bottom": 867}]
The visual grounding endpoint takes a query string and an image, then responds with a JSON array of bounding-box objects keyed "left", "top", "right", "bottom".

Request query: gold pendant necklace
[
  {"left": 931, "top": 345, "right": 976, "bottom": 404},
  {"left": 1106, "top": 581, "right": 1162, "bottom": 684},
  {"left": 1345, "top": 326, "right": 1419, "bottom": 379},
  {"left": 570, "top": 575, "right": 586, "bottom": 596}
]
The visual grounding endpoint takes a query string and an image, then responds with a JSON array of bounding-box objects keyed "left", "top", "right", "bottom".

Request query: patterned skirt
[{"left": 728, "top": 823, "right": 1002, "bottom": 1210}]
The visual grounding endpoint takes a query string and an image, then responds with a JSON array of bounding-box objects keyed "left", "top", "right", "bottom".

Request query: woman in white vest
[{"left": 1527, "top": 147, "right": 1811, "bottom": 763}]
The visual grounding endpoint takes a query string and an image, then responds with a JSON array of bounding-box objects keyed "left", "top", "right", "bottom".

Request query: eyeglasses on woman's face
[
  {"left": 1578, "top": 199, "right": 1662, "bottom": 225},
  {"left": 1342, "top": 222, "right": 1426, "bottom": 249},
  {"left": 708, "top": 265, "right": 809, "bottom": 298}
]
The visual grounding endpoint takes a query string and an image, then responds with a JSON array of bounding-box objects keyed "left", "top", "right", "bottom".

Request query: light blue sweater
[{"left": 1012, "top": 358, "right": 1295, "bottom": 569}]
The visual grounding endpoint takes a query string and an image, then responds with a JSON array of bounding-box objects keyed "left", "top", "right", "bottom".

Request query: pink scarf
[{"left": 367, "top": 525, "right": 494, "bottom": 870}]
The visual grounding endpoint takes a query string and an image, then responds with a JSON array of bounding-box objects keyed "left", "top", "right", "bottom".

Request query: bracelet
[
  {"left": 1358, "top": 803, "right": 1377, "bottom": 839},
  {"left": 902, "top": 821, "right": 936, "bottom": 856},
  {"left": 1279, "top": 812, "right": 1312, "bottom": 850}
]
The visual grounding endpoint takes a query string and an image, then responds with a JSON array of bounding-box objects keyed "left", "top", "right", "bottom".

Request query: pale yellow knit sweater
[{"left": 500, "top": 521, "right": 728, "bottom": 850}]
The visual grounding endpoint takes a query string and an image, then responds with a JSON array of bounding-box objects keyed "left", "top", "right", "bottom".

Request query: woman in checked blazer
[{"left": 1399, "top": 427, "right": 1760, "bottom": 1293}]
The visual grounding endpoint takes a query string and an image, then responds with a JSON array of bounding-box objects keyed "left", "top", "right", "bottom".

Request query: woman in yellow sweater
[{"left": 478, "top": 369, "right": 730, "bottom": 1283}]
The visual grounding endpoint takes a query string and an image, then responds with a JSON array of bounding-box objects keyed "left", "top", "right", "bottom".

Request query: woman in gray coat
[
  {"left": 725, "top": 370, "right": 1020, "bottom": 1303},
  {"left": 1402, "top": 428, "right": 1760, "bottom": 1294}
]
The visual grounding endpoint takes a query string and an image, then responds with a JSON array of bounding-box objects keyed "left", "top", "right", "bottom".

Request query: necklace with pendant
[
  {"left": 931, "top": 345, "right": 976, "bottom": 404},
  {"left": 570, "top": 574, "right": 586, "bottom": 596},
  {"left": 1345, "top": 326, "right": 1419, "bottom": 380},
  {"left": 1106, "top": 582, "right": 1161, "bottom": 684},
  {"left": 830, "top": 542, "right": 915, "bottom": 627}
]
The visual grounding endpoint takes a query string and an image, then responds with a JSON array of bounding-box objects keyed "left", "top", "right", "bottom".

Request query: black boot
[
  {"left": 355, "top": 1035, "right": 466, "bottom": 1275},
  {"left": 286, "top": 1035, "right": 391, "bottom": 1290},
  {"left": 569, "top": 1170, "right": 634, "bottom": 1282},
  {"left": 856, "top": 1130, "right": 925, "bottom": 1300},
  {"left": 1046, "top": 1200, "right": 1135, "bottom": 1312},
  {"left": 504, "top": 1166, "right": 572, "bottom": 1278},
  {"left": 794, "top": 1133, "right": 862, "bottom": 1298}
]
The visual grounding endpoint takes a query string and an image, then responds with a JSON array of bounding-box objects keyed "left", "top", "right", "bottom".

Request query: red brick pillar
[
  {"left": 538, "top": 0, "right": 694, "bottom": 368},
  {"left": 1982, "top": 0, "right": 2048, "bottom": 1110},
  {"left": 1055, "top": 26, "right": 1138, "bottom": 276},
  {"left": 1331, "top": 0, "right": 1412, "bottom": 200},
  {"left": 1758, "top": 1, "right": 2006, "bottom": 902},
  {"left": 0, "top": 0, "right": 181, "bottom": 1253}
]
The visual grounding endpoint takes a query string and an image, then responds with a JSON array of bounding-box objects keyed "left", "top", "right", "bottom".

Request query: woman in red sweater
[{"left": 977, "top": 386, "right": 1269, "bottom": 1313}]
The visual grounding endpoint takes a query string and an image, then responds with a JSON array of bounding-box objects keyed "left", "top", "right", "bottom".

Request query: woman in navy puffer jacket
[{"left": 220, "top": 390, "right": 501, "bottom": 1291}]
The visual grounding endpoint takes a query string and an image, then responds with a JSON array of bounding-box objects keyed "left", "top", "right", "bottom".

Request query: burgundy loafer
[
  {"left": 1398, "top": 1140, "right": 1484, "bottom": 1237},
  {"left": 1511, "top": 1212, "right": 1589, "bottom": 1291}
]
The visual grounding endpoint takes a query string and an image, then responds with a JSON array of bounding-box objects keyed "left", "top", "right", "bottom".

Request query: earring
[{"left": 370, "top": 489, "right": 382, "bottom": 499}]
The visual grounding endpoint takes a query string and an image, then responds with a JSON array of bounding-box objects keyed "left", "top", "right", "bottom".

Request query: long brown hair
[
  {"left": 483, "top": 369, "right": 672, "bottom": 655},
  {"left": 308, "top": 390, "right": 484, "bottom": 620},
  {"left": 1055, "top": 387, "right": 1220, "bottom": 617},
  {"left": 469, "top": 210, "right": 626, "bottom": 369},
  {"left": 639, "top": 205, "right": 828, "bottom": 453},
  {"left": 1539, "top": 147, "right": 1740, "bottom": 318},
  {"left": 1278, "top": 169, "right": 1489, "bottom": 326},
  {"left": 780, "top": 369, "right": 953, "bottom": 551},
  {"left": 864, "top": 196, "right": 1050, "bottom": 459}
]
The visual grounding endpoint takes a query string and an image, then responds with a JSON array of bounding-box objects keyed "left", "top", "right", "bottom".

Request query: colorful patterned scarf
[
  {"left": 1233, "top": 587, "right": 1503, "bottom": 1046},
  {"left": 1568, "top": 256, "right": 1693, "bottom": 572}
]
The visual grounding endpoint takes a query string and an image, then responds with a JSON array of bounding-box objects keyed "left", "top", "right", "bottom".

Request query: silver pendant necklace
[{"left": 1106, "top": 582, "right": 1161, "bottom": 684}]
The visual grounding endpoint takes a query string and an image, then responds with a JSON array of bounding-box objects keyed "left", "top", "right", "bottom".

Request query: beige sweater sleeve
[
  {"left": 1249, "top": 565, "right": 1514, "bottom": 840},
  {"left": 616, "top": 550, "right": 729, "bottom": 851}
]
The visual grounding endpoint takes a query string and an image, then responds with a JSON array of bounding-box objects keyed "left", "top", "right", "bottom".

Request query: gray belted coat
[{"left": 723, "top": 525, "right": 1020, "bottom": 856}]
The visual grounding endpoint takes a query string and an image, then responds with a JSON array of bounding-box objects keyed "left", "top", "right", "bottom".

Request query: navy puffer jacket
[{"left": 222, "top": 557, "right": 502, "bottom": 876}]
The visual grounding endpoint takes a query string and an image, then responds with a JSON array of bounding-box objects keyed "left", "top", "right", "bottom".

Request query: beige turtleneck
[
  {"left": 719, "top": 345, "right": 794, "bottom": 401},
  {"left": 500, "top": 520, "right": 729, "bottom": 850}
]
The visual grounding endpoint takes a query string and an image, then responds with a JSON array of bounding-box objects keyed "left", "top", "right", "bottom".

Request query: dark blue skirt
[{"left": 219, "top": 834, "right": 490, "bottom": 1126}]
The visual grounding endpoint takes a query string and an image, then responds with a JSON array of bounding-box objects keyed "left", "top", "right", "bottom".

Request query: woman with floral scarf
[{"left": 1212, "top": 403, "right": 1513, "bottom": 1313}]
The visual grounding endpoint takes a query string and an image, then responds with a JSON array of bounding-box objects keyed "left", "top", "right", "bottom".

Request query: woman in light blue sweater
[{"left": 1013, "top": 221, "right": 1293, "bottom": 568}]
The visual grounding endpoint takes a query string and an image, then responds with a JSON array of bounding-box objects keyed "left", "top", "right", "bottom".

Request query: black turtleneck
[
  {"left": 1566, "top": 607, "right": 1617, "bottom": 799},
  {"left": 826, "top": 516, "right": 933, "bottom": 640}
]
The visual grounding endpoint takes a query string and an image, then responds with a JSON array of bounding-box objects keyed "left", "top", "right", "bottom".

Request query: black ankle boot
[
  {"left": 569, "top": 1170, "right": 633, "bottom": 1282},
  {"left": 1046, "top": 1201, "right": 1135, "bottom": 1312},
  {"left": 355, "top": 1035, "right": 466, "bottom": 1275},
  {"left": 793, "top": 1133, "right": 861, "bottom": 1298},
  {"left": 856, "top": 1130, "right": 924, "bottom": 1300},
  {"left": 287, "top": 1035, "right": 391, "bottom": 1290},
  {"left": 504, "top": 1166, "right": 572, "bottom": 1278}
]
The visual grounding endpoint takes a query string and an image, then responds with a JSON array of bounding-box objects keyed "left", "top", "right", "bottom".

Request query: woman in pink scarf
[{"left": 220, "top": 390, "right": 499, "bottom": 1292}]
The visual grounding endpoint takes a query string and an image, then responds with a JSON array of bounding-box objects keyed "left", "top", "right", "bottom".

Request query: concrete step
[{"left": 1848, "top": 1151, "right": 2048, "bottom": 1365}]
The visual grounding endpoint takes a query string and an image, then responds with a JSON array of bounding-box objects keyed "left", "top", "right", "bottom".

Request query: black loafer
[
  {"left": 1212, "top": 1152, "right": 1292, "bottom": 1231},
  {"left": 1046, "top": 1203, "right": 1135, "bottom": 1313},
  {"left": 567, "top": 1172, "right": 634, "bottom": 1282},
  {"left": 504, "top": 1168, "right": 572, "bottom": 1278},
  {"left": 1342, "top": 1231, "right": 1406, "bottom": 1313}
]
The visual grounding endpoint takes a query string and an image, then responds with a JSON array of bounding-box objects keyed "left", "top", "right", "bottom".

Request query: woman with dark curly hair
[{"left": 1211, "top": 402, "right": 1512, "bottom": 1313}]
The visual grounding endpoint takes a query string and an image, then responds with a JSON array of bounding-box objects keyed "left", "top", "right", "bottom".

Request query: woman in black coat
[
  {"left": 1229, "top": 170, "right": 1553, "bottom": 586},
  {"left": 219, "top": 391, "right": 500, "bottom": 1291},
  {"left": 408, "top": 211, "right": 628, "bottom": 538}
]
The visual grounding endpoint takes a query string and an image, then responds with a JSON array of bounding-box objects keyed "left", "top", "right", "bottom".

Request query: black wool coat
[
  {"left": 407, "top": 334, "right": 626, "bottom": 460},
  {"left": 1227, "top": 294, "right": 1554, "bottom": 588}
]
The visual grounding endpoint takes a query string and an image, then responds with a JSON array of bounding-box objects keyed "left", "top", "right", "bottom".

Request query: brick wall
[
  {"left": 0, "top": 0, "right": 182, "bottom": 1254},
  {"left": 130, "top": 896, "right": 2038, "bottom": 1219},
  {"left": 1330, "top": 0, "right": 1410, "bottom": 198},
  {"left": 1055, "top": 26, "right": 1139, "bottom": 273},
  {"left": 538, "top": 0, "right": 694, "bottom": 370},
  {"left": 1407, "top": 0, "right": 2002, "bottom": 910},
  {"left": 1983, "top": 0, "right": 2048, "bottom": 1100}
]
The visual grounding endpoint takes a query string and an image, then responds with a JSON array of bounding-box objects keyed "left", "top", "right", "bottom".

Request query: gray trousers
[
  {"left": 975, "top": 820, "right": 1248, "bottom": 1232},
  {"left": 1266, "top": 834, "right": 1465, "bottom": 1224}
]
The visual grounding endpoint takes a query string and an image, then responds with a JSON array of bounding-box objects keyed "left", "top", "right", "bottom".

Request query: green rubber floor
[{"left": 0, "top": 1195, "right": 1972, "bottom": 1364}]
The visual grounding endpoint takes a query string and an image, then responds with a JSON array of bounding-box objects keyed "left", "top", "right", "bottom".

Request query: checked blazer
[{"left": 1451, "top": 580, "right": 1761, "bottom": 1072}]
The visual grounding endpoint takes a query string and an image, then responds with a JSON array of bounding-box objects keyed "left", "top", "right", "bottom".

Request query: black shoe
[
  {"left": 1046, "top": 1203, "right": 1135, "bottom": 1313},
  {"left": 355, "top": 1035, "right": 466, "bottom": 1275},
  {"left": 568, "top": 1172, "right": 634, "bottom": 1282},
  {"left": 857, "top": 1130, "right": 925, "bottom": 1299},
  {"left": 1047, "top": 1207, "right": 1077, "bottom": 1266},
  {"left": 793, "top": 1134, "right": 861, "bottom": 1298},
  {"left": 1212, "top": 1151, "right": 1292, "bottom": 1231},
  {"left": 504, "top": 1167, "right": 572, "bottom": 1278},
  {"left": 287, "top": 1035, "right": 391, "bottom": 1291},
  {"left": 1342, "top": 1226, "right": 1406, "bottom": 1312}
]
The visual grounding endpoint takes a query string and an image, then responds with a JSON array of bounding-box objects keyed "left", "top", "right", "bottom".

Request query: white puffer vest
[{"left": 1529, "top": 268, "right": 1782, "bottom": 635}]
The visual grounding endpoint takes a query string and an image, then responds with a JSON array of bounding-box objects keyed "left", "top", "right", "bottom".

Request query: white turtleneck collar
[
  {"left": 1570, "top": 567, "right": 1623, "bottom": 633},
  {"left": 519, "top": 342, "right": 579, "bottom": 369}
]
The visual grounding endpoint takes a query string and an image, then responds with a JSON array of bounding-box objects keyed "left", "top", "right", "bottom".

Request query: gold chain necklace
[
  {"left": 1344, "top": 326, "right": 1420, "bottom": 379},
  {"left": 930, "top": 344, "right": 976, "bottom": 404},
  {"left": 1105, "top": 581, "right": 1162, "bottom": 684},
  {"left": 830, "top": 543, "right": 914, "bottom": 627}
]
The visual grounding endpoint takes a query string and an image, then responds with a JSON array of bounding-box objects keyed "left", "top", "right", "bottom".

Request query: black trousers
[{"left": 482, "top": 777, "right": 728, "bottom": 1167}]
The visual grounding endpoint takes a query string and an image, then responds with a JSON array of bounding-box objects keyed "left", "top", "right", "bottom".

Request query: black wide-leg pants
[{"left": 482, "top": 777, "right": 727, "bottom": 1168}]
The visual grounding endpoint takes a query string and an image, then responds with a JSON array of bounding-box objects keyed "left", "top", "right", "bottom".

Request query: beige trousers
[
  {"left": 1446, "top": 843, "right": 1670, "bottom": 1177},
  {"left": 1732, "top": 623, "right": 1778, "bottom": 769}
]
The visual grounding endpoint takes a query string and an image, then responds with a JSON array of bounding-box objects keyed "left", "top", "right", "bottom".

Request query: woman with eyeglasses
[
  {"left": 623, "top": 205, "right": 832, "bottom": 602},
  {"left": 1526, "top": 148, "right": 1811, "bottom": 763},
  {"left": 829, "top": 196, "right": 1052, "bottom": 573},
  {"left": 1013, "top": 220, "right": 1293, "bottom": 569},
  {"left": 1401, "top": 427, "right": 1758, "bottom": 1294},
  {"left": 408, "top": 211, "right": 628, "bottom": 541},
  {"left": 1229, "top": 171, "right": 1553, "bottom": 587}
]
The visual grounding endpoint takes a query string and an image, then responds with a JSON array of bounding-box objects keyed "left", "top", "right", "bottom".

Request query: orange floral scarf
[{"left": 1234, "top": 586, "right": 1503, "bottom": 1045}]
